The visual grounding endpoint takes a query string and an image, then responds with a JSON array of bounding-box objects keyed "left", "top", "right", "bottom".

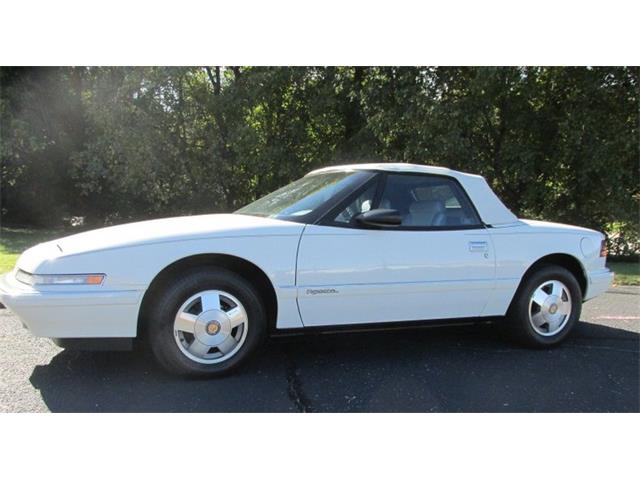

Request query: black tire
[
  {"left": 147, "top": 266, "right": 267, "bottom": 377},
  {"left": 503, "top": 265, "right": 582, "bottom": 348}
]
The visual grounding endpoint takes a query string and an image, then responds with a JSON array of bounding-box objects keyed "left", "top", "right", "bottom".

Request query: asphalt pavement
[{"left": 1, "top": 287, "right": 638, "bottom": 412}]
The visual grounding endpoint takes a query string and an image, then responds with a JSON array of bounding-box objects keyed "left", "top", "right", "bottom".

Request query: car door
[{"left": 296, "top": 172, "right": 496, "bottom": 327}]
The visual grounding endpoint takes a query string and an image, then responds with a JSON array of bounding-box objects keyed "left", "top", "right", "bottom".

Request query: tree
[{"left": 1, "top": 66, "right": 637, "bottom": 253}]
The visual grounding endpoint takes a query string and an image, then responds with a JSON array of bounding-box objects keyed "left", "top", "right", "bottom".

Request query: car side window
[
  {"left": 331, "top": 183, "right": 377, "bottom": 225},
  {"left": 380, "top": 174, "right": 480, "bottom": 228}
]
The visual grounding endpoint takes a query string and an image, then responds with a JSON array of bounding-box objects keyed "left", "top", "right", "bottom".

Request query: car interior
[{"left": 378, "top": 175, "right": 478, "bottom": 227}]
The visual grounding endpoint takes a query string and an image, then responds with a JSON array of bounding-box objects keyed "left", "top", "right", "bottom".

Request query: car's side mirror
[{"left": 355, "top": 209, "right": 402, "bottom": 227}]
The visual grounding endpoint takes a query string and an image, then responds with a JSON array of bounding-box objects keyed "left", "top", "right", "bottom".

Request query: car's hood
[{"left": 53, "top": 213, "right": 303, "bottom": 256}]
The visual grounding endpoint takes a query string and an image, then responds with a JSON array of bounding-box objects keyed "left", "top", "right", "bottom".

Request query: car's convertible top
[{"left": 309, "top": 163, "right": 519, "bottom": 226}]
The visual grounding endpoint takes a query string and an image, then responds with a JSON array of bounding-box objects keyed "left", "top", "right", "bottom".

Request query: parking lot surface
[{"left": 1, "top": 287, "right": 638, "bottom": 412}]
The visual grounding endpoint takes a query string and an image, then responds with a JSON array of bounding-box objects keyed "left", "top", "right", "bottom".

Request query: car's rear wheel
[
  {"left": 147, "top": 267, "right": 266, "bottom": 376},
  {"left": 504, "top": 265, "right": 582, "bottom": 347}
]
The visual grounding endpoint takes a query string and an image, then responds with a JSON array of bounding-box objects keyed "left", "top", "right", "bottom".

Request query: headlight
[{"left": 16, "top": 270, "right": 105, "bottom": 286}]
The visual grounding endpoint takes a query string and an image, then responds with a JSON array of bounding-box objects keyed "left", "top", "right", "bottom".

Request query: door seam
[{"left": 293, "top": 224, "right": 307, "bottom": 327}]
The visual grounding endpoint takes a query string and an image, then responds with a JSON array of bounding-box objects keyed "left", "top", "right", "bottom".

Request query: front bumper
[
  {"left": 0, "top": 271, "right": 143, "bottom": 338},
  {"left": 584, "top": 268, "right": 614, "bottom": 301}
]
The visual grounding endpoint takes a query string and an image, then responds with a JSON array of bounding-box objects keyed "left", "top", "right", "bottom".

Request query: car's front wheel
[
  {"left": 504, "top": 265, "right": 582, "bottom": 347},
  {"left": 147, "top": 267, "right": 266, "bottom": 376}
]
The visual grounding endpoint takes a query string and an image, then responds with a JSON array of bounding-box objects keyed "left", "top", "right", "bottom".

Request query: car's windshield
[{"left": 236, "top": 170, "right": 372, "bottom": 221}]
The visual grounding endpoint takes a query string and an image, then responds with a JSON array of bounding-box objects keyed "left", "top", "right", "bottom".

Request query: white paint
[
  {"left": 296, "top": 225, "right": 494, "bottom": 326},
  {"left": 0, "top": 165, "right": 613, "bottom": 341}
]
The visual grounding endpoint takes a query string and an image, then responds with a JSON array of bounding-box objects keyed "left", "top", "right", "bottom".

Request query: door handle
[{"left": 468, "top": 241, "right": 488, "bottom": 253}]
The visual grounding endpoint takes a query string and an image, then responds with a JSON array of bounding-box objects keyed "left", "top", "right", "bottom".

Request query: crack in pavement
[{"left": 283, "top": 346, "right": 314, "bottom": 413}]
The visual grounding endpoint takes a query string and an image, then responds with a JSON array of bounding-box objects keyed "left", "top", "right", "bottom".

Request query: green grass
[
  {"left": 1, "top": 227, "right": 639, "bottom": 286},
  {"left": 608, "top": 261, "right": 640, "bottom": 286},
  {"left": 0, "top": 227, "right": 65, "bottom": 274}
]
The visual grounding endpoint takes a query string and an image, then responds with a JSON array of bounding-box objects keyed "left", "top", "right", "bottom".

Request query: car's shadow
[{"left": 29, "top": 322, "right": 639, "bottom": 412}]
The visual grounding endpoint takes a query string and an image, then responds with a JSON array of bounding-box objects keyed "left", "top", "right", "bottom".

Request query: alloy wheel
[
  {"left": 173, "top": 290, "right": 249, "bottom": 364},
  {"left": 528, "top": 279, "right": 572, "bottom": 336}
]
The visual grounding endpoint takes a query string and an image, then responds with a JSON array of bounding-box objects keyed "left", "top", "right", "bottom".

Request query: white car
[{"left": 0, "top": 163, "right": 613, "bottom": 376}]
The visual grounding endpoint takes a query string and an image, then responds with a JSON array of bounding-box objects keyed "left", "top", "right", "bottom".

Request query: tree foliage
[{"left": 1, "top": 67, "right": 638, "bottom": 246}]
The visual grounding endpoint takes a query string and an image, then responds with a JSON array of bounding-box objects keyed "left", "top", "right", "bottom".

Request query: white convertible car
[{"left": 0, "top": 163, "right": 613, "bottom": 376}]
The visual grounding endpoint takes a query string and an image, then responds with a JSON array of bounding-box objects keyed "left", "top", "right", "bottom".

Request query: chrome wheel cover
[
  {"left": 173, "top": 290, "right": 249, "bottom": 364},
  {"left": 528, "top": 280, "right": 572, "bottom": 337}
]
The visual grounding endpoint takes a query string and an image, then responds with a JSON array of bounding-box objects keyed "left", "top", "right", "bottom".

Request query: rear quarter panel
[{"left": 484, "top": 221, "right": 605, "bottom": 315}]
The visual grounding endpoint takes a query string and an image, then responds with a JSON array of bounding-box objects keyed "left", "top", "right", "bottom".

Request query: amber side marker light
[{"left": 86, "top": 275, "right": 105, "bottom": 285}]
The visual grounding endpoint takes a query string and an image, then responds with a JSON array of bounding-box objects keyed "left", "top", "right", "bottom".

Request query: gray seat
[{"left": 404, "top": 200, "right": 446, "bottom": 227}]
